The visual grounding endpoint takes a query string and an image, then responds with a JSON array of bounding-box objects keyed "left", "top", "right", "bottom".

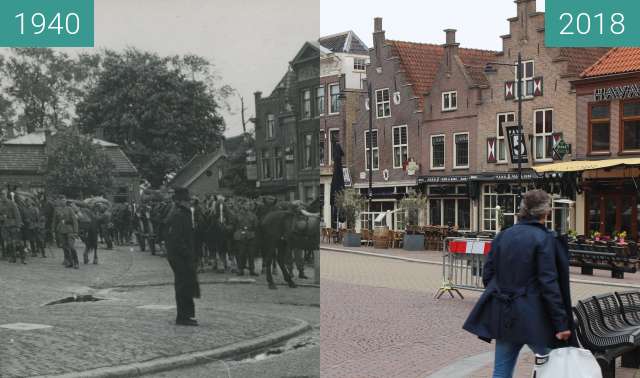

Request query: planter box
[
  {"left": 403, "top": 234, "right": 425, "bottom": 251},
  {"left": 342, "top": 232, "right": 361, "bottom": 248}
]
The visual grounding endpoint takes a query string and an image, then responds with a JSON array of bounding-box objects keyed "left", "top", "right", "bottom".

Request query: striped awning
[{"left": 533, "top": 158, "right": 640, "bottom": 173}]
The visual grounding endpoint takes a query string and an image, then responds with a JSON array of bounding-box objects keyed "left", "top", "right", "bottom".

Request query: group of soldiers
[{"left": 0, "top": 189, "right": 46, "bottom": 264}]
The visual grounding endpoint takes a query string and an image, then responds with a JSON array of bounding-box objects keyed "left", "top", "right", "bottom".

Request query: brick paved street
[
  {"left": 321, "top": 249, "right": 640, "bottom": 377},
  {"left": 0, "top": 242, "right": 319, "bottom": 377}
]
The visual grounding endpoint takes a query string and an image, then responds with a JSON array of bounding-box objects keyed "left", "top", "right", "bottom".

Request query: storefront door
[{"left": 586, "top": 191, "right": 637, "bottom": 239}]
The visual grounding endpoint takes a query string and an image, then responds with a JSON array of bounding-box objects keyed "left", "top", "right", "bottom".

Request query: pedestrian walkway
[{"left": 0, "top": 244, "right": 319, "bottom": 377}]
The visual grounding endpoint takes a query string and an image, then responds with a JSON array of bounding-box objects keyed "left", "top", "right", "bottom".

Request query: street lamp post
[
  {"left": 486, "top": 52, "right": 524, "bottom": 206},
  {"left": 367, "top": 82, "right": 374, "bottom": 231}
]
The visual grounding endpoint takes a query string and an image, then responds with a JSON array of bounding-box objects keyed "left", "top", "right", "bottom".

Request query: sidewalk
[{"left": 0, "top": 244, "right": 318, "bottom": 378}]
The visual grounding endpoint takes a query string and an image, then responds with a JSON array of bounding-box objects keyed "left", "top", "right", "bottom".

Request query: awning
[{"left": 533, "top": 158, "right": 640, "bottom": 173}]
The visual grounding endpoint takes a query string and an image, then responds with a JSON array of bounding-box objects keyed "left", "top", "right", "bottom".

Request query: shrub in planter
[
  {"left": 335, "top": 188, "right": 365, "bottom": 247},
  {"left": 399, "top": 191, "right": 427, "bottom": 251}
]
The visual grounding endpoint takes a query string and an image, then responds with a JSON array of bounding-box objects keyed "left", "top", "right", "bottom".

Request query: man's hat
[{"left": 173, "top": 187, "right": 191, "bottom": 202}]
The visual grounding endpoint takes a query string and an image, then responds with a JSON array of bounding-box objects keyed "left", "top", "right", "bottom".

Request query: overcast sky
[
  {"left": 321, "top": 0, "right": 545, "bottom": 51},
  {"left": 89, "top": 0, "right": 319, "bottom": 137}
]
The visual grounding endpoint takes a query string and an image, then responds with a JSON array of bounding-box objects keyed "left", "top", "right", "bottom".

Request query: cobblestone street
[
  {"left": 0, "top": 242, "right": 319, "bottom": 378},
  {"left": 320, "top": 248, "right": 640, "bottom": 378}
]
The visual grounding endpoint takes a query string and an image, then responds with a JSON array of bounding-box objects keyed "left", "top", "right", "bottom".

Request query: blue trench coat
[{"left": 462, "top": 219, "right": 576, "bottom": 347}]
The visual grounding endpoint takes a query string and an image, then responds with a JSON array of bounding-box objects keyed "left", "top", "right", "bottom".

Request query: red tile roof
[
  {"left": 557, "top": 48, "right": 610, "bottom": 77},
  {"left": 387, "top": 40, "right": 497, "bottom": 107},
  {"left": 581, "top": 47, "right": 640, "bottom": 78}
]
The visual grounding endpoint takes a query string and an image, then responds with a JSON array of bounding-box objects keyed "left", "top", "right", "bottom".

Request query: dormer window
[{"left": 442, "top": 91, "right": 457, "bottom": 111}]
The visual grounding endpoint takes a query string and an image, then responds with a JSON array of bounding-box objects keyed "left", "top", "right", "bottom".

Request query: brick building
[
  {"left": 318, "top": 31, "right": 369, "bottom": 227},
  {"left": 474, "top": 0, "right": 607, "bottom": 232},
  {"left": 0, "top": 130, "right": 139, "bottom": 202}
]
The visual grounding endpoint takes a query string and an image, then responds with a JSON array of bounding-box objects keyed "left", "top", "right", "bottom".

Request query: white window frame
[
  {"left": 354, "top": 57, "right": 366, "bottom": 71},
  {"left": 364, "top": 129, "right": 379, "bottom": 171},
  {"left": 441, "top": 91, "right": 458, "bottom": 111},
  {"left": 430, "top": 134, "right": 445, "bottom": 170},
  {"left": 515, "top": 60, "right": 535, "bottom": 99},
  {"left": 266, "top": 114, "right": 275, "bottom": 140},
  {"left": 376, "top": 88, "right": 391, "bottom": 119},
  {"left": 392, "top": 125, "right": 408, "bottom": 169},
  {"left": 302, "top": 89, "right": 311, "bottom": 119},
  {"left": 453, "top": 132, "right": 469, "bottom": 169},
  {"left": 427, "top": 197, "right": 471, "bottom": 231},
  {"left": 328, "top": 128, "right": 340, "bottom": 166},
  {"left": 533, "top": 108, "right": 554, "bottom": 162},
  {"left": 316, "top": 86, "right": 325, "bottom": 116},
  {"left": 329, "top": 83, "right": 340, "bottom": 115},
  {"left": 496, "top": 112, "right": 514, "bottom": 163}
]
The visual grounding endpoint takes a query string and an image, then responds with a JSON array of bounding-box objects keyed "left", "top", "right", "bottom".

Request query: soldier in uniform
[
  {"left": 233, "top": 201, "right": 259, "bottom": 276},
  {"left": 52, "top": 197, "right": 79, "bottom": 269},
  {"left": 0, "top": 189, "right": 25, "bottom": 264},
  {"left": 166, "top": 187, "right": 200, "bottom": 326},
  {"left": 23, "top": 202, "right": 45, "bottom": 258}
]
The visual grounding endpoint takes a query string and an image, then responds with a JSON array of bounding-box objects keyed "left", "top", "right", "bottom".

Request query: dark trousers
[
  {"left": 61, "top": 233, "right": 78, "bottom": 266},
  {"left": 237, "top": 239, "right": 255, "bottom": 273},
  {"left": 168, "top": 258, "right": 197, "bottom": 321}
]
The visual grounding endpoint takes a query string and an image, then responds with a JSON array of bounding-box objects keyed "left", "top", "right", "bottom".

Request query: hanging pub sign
[
  {"left": 505, "top": 125, "right": 528, "bottom": 164},
  {"left": 552, "top": 133, "right": 571, "bottom": 161},
  {"left": 594, "top": 83, "right": 640, "bottom": 102}
]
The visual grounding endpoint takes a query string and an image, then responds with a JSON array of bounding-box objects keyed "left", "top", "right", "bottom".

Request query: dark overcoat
[
  {"left": 165, "top": 203, "right": 200, "bottom": 299},
  {"left": 462, "top": 219, "right": 571, "bottom": 347}
]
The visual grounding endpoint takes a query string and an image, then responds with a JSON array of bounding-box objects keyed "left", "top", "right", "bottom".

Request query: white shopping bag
[{"left": 532, "top": 347, "right": 602, "bottom": 378}]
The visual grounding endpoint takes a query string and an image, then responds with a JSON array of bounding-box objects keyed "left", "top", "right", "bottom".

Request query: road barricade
[{"left": 434, "top": 237, "right": 492, "bottom": 299}]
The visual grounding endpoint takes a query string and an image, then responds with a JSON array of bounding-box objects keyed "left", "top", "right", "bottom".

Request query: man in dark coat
[
  {"left": 462, "top": 190, "right": 573, "bottom": 377},
  {"left": 166, "top": 187, "right": 200, "bottom": 326},
  {"left": 52, "top": 198, "right": 79, "bottom": 269}
]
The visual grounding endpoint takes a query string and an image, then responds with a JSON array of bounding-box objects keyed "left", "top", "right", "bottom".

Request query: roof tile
[{"left": 581, "top": 47, "right": 640, "bottom": 78}]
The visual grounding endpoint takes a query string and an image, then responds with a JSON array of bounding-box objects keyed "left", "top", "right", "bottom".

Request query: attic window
[{"left": 354, "top": 58, "right": 366, "bottom": 71}]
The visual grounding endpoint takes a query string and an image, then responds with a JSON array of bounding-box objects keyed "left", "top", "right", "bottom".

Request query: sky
[
  {"left": 321, "top": 0, "right": 545, "bottom": 51},
  {"left": 65, "top": 0, "right": 319, "bottom": 137}
]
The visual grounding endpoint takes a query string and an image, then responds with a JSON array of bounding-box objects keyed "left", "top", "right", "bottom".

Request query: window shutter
[
  {"left": 487, "top": 137, "right": 497, "bottom": 163},
  {"left": 505, "top": 81, "right": 515, "bottom": 100},
  {"left": 533, "top": 77, "right": 543, "bottom": 97}
]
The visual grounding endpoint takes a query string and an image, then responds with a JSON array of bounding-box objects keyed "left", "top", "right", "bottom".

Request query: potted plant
[
  {"left": 567, "top": 229, "right": 578, "bottom": 241},
  {"left": 590, "top": 230, "right": 601, "bottom": 241},
  {"left": 335, "top": 188, "right": 365, "bottom": 247},
  {"left": 399, "top": 191, "right": 428, "bottom": 251},
  {"left": 617, "top": 231, "right": 627, "bottom": 243}
]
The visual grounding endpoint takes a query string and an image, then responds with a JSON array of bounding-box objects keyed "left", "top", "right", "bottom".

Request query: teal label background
[
  {"left": 0, "top": 0, "right": 94, "bottom": 47},
  {"left": 546, "top": 0, "right": 640, "bottom": 47}
]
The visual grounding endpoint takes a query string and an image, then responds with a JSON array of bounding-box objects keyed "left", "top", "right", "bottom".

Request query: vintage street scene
[
  {"left": 319, "top": 0, "right": 640, "bottom": 377},
  {"left": 0, "top": 0, "right": 319, "bottom": 377}
]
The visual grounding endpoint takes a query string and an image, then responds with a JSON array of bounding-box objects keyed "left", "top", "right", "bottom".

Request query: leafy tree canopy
[
  {"left": 45, "top": 128, "right": 115, "bottom": 199},
  {"left": 75, "top": 48, "right": 231, "bottom": 187}
]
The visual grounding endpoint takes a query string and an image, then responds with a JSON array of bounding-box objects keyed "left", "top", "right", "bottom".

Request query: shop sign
[
  {"left": 594, "top": 84, "right": 640, "bottom": 102},
  {"left": 343, "top": 168, "right": 352, "bottom": 187},
  {"left": 492, "top": 172, "right": 539, "bottom": 181},
  {"left": 553, "top": 139, "right": 571, "bottom": 160},
  {"left": 406, "top": 160, "right": 419, "bottom": 176},
  {"left": 505, "top": 125, "right": 528, "bottom": 164},
  {"left": 417, "top": 175, "right": 469, "bottom": 184}
]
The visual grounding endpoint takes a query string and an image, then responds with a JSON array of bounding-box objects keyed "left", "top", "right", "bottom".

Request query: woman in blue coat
[{"left": 462, "top": 190, "right": 574, "bottom": 377}]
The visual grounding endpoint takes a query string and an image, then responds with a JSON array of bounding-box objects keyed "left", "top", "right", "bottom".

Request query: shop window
[
  {"left": 496, "top": 113, "right": 515, "bottom": 163},
  {"left": 393, "top": 126, "right": 408, "bottom": 168},
  {"left": 622, "top": 100, "right": 640, "bottom": 151},
  {"left": 429, "top": 199, "right": 441, "bottom": 226},
  {"left": 431, "top": 135, "right": 445, "bottom": 169},
  {"left": 427, "top": 197, "right": 470, "bottom": 230},
  {"left": 589, "top": 103, "right": 610, "bottom": 153},
  {"left": 376, "top": 88, "right": 391, "bottom": 118},
  {"left": 329, "top": 84, "right": 341, "bottom": 114},
  {"left": 454, "top": 133, "right": 469, "bottom": 168},
  {"left": 365, "top": 130, "right": 379, "bottom": 170},
  {"left": 534, "top": 109, "right": 553, "bottom": 161},
  {"left": 316, "top": 86, "right": 325, "bottom": 116}
]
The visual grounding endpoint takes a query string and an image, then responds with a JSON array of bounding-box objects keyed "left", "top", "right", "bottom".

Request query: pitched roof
[
  {"left": 319, "top": 31, "right": 368, "bottom": 55},
  {"left": 170, "top": 149, "right": 227, "bottom": 189},
  {"left": 387, "top": 40, "right": 497, "bottom": 106},
  {"left": 558, "top": 47, "right": 610, "bottom": 77},
  {"left": 581, "top": 47, "right": 640, "bottom": 78},
  {"left": 0, "top": 131, "right": 137, "bottom": 176}
]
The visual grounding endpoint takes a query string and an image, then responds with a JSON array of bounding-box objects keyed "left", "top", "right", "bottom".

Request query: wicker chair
[{"left": 361, "top": 229, "right": 373, "bottom": 247}]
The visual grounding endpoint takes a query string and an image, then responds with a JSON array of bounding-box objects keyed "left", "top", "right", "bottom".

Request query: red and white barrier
[{"left": 448, "top": 239, "right": 492, "bottom": 255}]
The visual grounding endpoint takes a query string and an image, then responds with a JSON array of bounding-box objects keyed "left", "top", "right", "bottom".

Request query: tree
[
  {"left": 45, "top": 129, "right": 115, "bottom": 198},
  {"left": 222, "top": 134, "right": 259, "bottom": 198},
  {"left": 0, "top": 48, "right": 85, "bottom": 133},
  {"left": 75, "top": 48, "right": 230, "bottom": 187}
]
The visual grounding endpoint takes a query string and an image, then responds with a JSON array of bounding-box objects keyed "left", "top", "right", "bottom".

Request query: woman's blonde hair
[{"left": 518, "top": 189, "right": 551, "bottom": 219}]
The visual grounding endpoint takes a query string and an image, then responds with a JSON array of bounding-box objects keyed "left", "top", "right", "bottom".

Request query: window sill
[
  {"left": 376, "top": 115, "right": 392, "bottom": 120},
  {"left": 327, "top": 112, "right": 340, "bottom": 116},
  {"left": 453, "top": 166, "right": 469, "bottom": 170},
  {"left": 587, "top": 151, "right": 611, "bottom": 157},
  {"left": 442, "top": 108, "right": 458, "bottom": 113},
  {"left": 430, "top": 167, "right": 445, "bottom": 171},
  {"left": 619, "top": 150, "right": 640, "bottom": 156},
  {"left": 534, "top": 159, "right": 553, "bottom": 164}
]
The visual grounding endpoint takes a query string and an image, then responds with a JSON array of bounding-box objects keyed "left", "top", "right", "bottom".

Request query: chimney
[
  {"left": 443, "top": 29, "right": 459, "bottom": 72},
  {"left": 254, "top": 91, "right": 262, "bottom": 103},
  {"left": 373, "top": 17, "right": 385, "bottom": 69}
]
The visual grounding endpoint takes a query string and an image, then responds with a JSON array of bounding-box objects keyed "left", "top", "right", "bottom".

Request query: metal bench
[
  {"left": 574, "top": 295, "right": 640, "bottom": 377},
  {"left": 616, "top": 291, "right": 640, "bottom": 327},
  {"left": 568, "top": 243, "right": 637, "bottom": 278}
]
